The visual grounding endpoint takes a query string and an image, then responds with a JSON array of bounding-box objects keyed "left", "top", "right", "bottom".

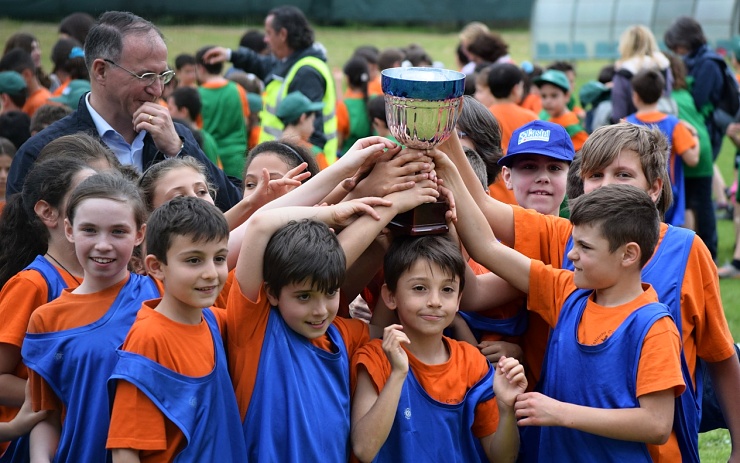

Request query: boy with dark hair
[
  {"left": 627, "top": 68, "right": 699, "bottom": 227},
  {"left": 437, "top": 123, "right": 740, "bottom": 461},
  {"left": 351, "top": 234, "right": 526, "bottom": 462},
  {"left": 107, "top": 196, "right": 247, "bottom": 462},
  {"left": 367, "top": 96, "right": 397, "bottom": 144},
  {"left": 227, "top": 157, "right": 439, "bottom": 461},
  {"left": 166, "top": 86, "right": 220, "bottom": 163},
  {"left": 0, "top": 49, "right": 50, "bottom": 117},
  {"left": 276, "top": 91, "right": 327, "bottom": 169},
  {"left": 195, "top": 45, "right": 250, "bottom": 178},
  {"left": 174, "top": 53, "right": 197, "bottom": 88},
  {"left": 486, "top": 63, "right": 538, "bottom": 156},
  {"left": 534, "top": 69, "right": 588, "bottom": 151},
  {"left": 29, "top": 104, "right": 72, "bottom": 135},
  {"left": 433, "top": 144, "right": 685, "bottom": 460}
]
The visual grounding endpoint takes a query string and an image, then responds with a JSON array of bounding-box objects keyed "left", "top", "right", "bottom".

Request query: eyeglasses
[{"left": 104, "top": 59, "right": 175, "bottom": 86}]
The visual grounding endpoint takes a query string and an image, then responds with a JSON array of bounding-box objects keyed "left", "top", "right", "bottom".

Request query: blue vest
[
  {"left": 243, "top": 307, "right": 351, "bottom": 462},
  {"left": 458, "top": 303, "right": 529, "bottom": 342},
  {"left": 625, "top": 114, "right": 684, "bottom": 226},
  {"left": 535, "top": 290, "right": 672, "bottom": 462},
  {"left": 108, "top": 308, "right": 247, "bottom": 462},
  {"left": 21, "top": 274, "right": 159, "bottom": 463},
  {"left": 374, "top": 359, "right": 494, "bottom": 463},
  {"left": 0, "top": 256, "right": 69, "bottom": 463},
  {"left": 563, "top": 225, "right": 700, "bottom": 462}
]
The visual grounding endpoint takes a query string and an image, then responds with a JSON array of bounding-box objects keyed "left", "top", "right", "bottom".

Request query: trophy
[{"left": 381, "top": 67, "right": 466, "bottom": 235}]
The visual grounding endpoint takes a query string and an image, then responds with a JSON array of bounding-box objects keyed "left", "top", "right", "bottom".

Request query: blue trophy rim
[{"left": 381, "top": 67, "right": 466, "bottom": 100}]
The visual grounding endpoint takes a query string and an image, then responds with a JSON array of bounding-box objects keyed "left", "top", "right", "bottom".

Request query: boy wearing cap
[
  {"left": 534, "top": 69, "right": 588, "bottom": 151},
  {"left": 48, "top": 80, "right": 90, "bottom": 110},
  {"left": 0, "top": 71, "right": 28, "bottom": 115},
  {"left": 277, "top": 91, "right": 328, "bottom": 169}
]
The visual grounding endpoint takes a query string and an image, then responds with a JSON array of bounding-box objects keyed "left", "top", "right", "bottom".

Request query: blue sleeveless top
[
  {"left": 563, "top": 225, "right": 700, "bottom": 461},
  {"left": 458, "top": 302, "right": 529, "bottom": 341},
  {"left": 21, "top": 274, "right": 159, "bottom": 463},
  {"left": 243, "top": 307, "right": 351, "bottom": 462},
  {"left": 625, "top": 113, "right": 684, "bottom": 226},
  {"left": 108, "top": 308, "right": 247, "bottom": 462},
  {"left": 0, "top": 256, "right": 69, "bottom": 463},
  {"left": 373, "top": 356, "right": 495, "bottom": 462},
  {"left": 536, "top": 289, "right": 672, "bottom": 462}
]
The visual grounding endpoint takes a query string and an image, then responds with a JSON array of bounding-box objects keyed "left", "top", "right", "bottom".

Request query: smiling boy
[{"left": 107, "top": 197, "right": 247, "bottom": 462}]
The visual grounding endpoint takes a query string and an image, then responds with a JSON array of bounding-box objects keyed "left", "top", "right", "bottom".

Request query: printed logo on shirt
[
  {"left": 54, "top": 351, "right": 64, "bottom": 361},
  {"left": 518, "top": 129, "right": 551, "bottom": 145},
  {"left": 404, "top": 408, "right": 412, "bottom": 420},
  {"left": 189, "top": 396, "right": 198, "bottom": 408}
]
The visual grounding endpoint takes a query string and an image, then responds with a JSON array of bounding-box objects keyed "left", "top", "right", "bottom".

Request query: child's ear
[
  {"left": 380, "top": 283, "right": 398, "bottom": 311},
  {"left": 501, "top": 166, "right": 514, "bottom": 190},
  {"left": 34, "top": 200, "right": 60, "bottom": 229},
  {"left": 63, "top": 217, "right": 75, "bottom": 243},
  {"left": 134, "top": 223, "right": 146, "bottom": 247},
  {"left": 264, "top": 284, "right": 280, "bottom": 306},
  {"left": 144, "top": 254, "right": 166, "bottom": 280},
  {"left": 647, "top": 176, "right": 663, "bottom": 204},
  {"left": 621, "top": 242, "right": 641, "bottom": 268}
]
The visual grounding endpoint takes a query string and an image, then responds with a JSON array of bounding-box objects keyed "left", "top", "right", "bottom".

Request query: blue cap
[{"left": 498, "top": 120, "right": 575, "bottom": 167}]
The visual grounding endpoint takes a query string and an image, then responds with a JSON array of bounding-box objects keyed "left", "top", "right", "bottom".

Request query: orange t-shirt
[
  {"left": 489, "top": 102, "right": 539, "bottom": 156},
  {"left": 512, "top": 207, "right": 737, "bottom": 382},
  {"left": 226, "top": 282, "right": 370, "bottom": 419},
  {"left": 213, "top": 268, "right": 235, "bottom": 310},
  {"left": 527, "top": 260, "right": 685, "bottom": 462},
  {"left": 368, "top": 76, "right": 383, "bottom": 97},
  {"left": 353, "top": 337, "right": 500, "bottom": 437},
  {"left": 520, "top": 93, "right": 542, "bottom": 115},
  {"left": 336, "top": 100, "right": 349, "bottom": 144},
  {"left": 631, "top": 111, "right": 696, "bottom": 183},
  {"left": 107, "top": 301, "right": 228, "bottom": 461},
  {"left": 22, "top": 87, "right": 52, "bottom": 117},
  {"left": 547, "top": 111, "right": 588, "bottom": 152},
  {"left": 0, "top": 264, "right": 80, "bottom": 453},
  {"left": 51, "top": 78, "right": 71, "bottom": 97}
]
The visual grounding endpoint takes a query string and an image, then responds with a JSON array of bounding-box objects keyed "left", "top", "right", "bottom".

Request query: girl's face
[
  {"left": 151, "top": 166, "right": 214, "bottom": 210},
  {"left": 0, "top": 154, "right": 12, "bottom": 199},
  {"left": 31, "top": 41, "right": 41, "bottom": 68},
  {"left": 65, "top": 197, "right": 145, "bottom": 291},
  {"left": 243, "top": 153, "right": 292, "bottom": 198}
]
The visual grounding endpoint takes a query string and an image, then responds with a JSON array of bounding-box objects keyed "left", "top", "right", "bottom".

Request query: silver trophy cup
[{"left": 381, "top": 67, "right": 466, "bottom": 235}]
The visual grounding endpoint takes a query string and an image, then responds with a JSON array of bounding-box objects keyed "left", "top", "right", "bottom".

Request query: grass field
[{"left": 1, "top": 17, "right": 738, "bottom": 461}]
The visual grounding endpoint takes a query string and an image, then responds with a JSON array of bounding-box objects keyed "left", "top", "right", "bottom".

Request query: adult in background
[
  {"left": 204, "top": 6, "right": 338, "bottom": 164},
  {"left": 6, "top": 11, "right": 242, "bottom": 212},
  {"left": 610, "top": 25, "right": 673, "bottom": 123}
]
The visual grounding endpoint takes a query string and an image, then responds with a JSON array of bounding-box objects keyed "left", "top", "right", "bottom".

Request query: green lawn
[{"left": 1, "top": 17, "right": 738, "bottom": 461}]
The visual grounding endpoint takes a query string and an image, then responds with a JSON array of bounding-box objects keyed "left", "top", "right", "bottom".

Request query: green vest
[{"left": 261, "top": 56, "right": 338, "bottom": 164}]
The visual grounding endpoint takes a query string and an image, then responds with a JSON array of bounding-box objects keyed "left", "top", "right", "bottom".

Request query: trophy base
[{"left": 387, "top": 201, "right": 449, "bottom": 236}]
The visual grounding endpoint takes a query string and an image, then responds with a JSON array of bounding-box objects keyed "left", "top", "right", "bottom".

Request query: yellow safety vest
[{"left": 261, "top": 56, "right": 338, "bottom": 164}]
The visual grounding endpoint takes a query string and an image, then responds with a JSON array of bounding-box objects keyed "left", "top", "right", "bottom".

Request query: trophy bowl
[
  {"left": 381, "top": 67, "right": 466, "bottom": 235},
  {"left": 381, "top": 67, "right": 466, "bottom": 149}
]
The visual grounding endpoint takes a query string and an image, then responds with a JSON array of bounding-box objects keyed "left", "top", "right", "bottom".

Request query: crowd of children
[{"left": 0, "top": 8, "right": 739, "bottom": 463}]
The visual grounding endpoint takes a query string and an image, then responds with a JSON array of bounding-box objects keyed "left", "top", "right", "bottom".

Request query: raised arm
[
  {"left": 429, "top": 149, "right": 531, "bottom": 294},
  {"left": 438, "top": 133, "right": 516, "bottom": 246}
]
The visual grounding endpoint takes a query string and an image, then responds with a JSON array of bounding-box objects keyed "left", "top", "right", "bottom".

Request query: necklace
[{"left": 45, "top": 253, "right": 82, "bottom": 286}]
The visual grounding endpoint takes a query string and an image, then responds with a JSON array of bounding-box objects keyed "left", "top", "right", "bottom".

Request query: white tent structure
[{"left": 531, "top": 0, "right": 740, "bottom": 61}]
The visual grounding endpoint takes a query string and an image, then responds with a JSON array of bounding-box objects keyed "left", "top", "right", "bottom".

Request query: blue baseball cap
[{"left": 498, "top": 120, "right": 575, "bottom": 167}]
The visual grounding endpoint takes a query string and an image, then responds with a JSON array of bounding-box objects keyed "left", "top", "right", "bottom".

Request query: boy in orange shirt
[
  {"left": 351, "top": 234, "right": 526, "bottom": 462},
  {"left": 107, "top": 197, "right": 247, "bottom": 462},
  {"left": 626, "top": 68, "right": 699, "bottom": 227},
  {"left": 433, "top": 140, "right": 685, "bottom": 460},
  {"left": 534, "top": 69, "right": 587, "bottom": 151}
]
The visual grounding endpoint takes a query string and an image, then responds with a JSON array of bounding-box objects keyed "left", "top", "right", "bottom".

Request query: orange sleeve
[
  {"left": 336, "top": 100, "right": 350, "bottom": 141},
  {"left": 671, "top": 121, "right": 696, "bottom": 156},
  {"left": 0, "top": 271, "right": 50, "bottom": 349},
  {"left": 225, "top": 282, "right": 270, "bottom": 419},
  {"left": 249, "top": 126, "right": 261, "bottom": 150},
  {"left": 570, "top": 130, "right": 588, "bottom": 152},
  {"left": 368, "top": 77, "right": 383, "bottom": 97},
  {"left": 331, "top": 313, "right": 370, "bottom": 358},
  {"left": 635, "top": 316, "right": 685, "bottom": 397},
  {"left": 512, "top": 205, "right": 573, "bottom": 265},
  {"left": 213, "top": 269, "right": 235, "bottom": 310},
  {"left": 526, "top": 260, "right": 577, "bottom": 328},
  {"left": 107, "top": 380, "right": 168, "bottom": 452},
  {"left": 680, "top": 237, "right": 736, "bottom": 385},
  {"left": 520, "top": 93, "right": 542, "bottom": 115},
  {"left": 22, "top": 88, "right": 52, "bottom": 117}
]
